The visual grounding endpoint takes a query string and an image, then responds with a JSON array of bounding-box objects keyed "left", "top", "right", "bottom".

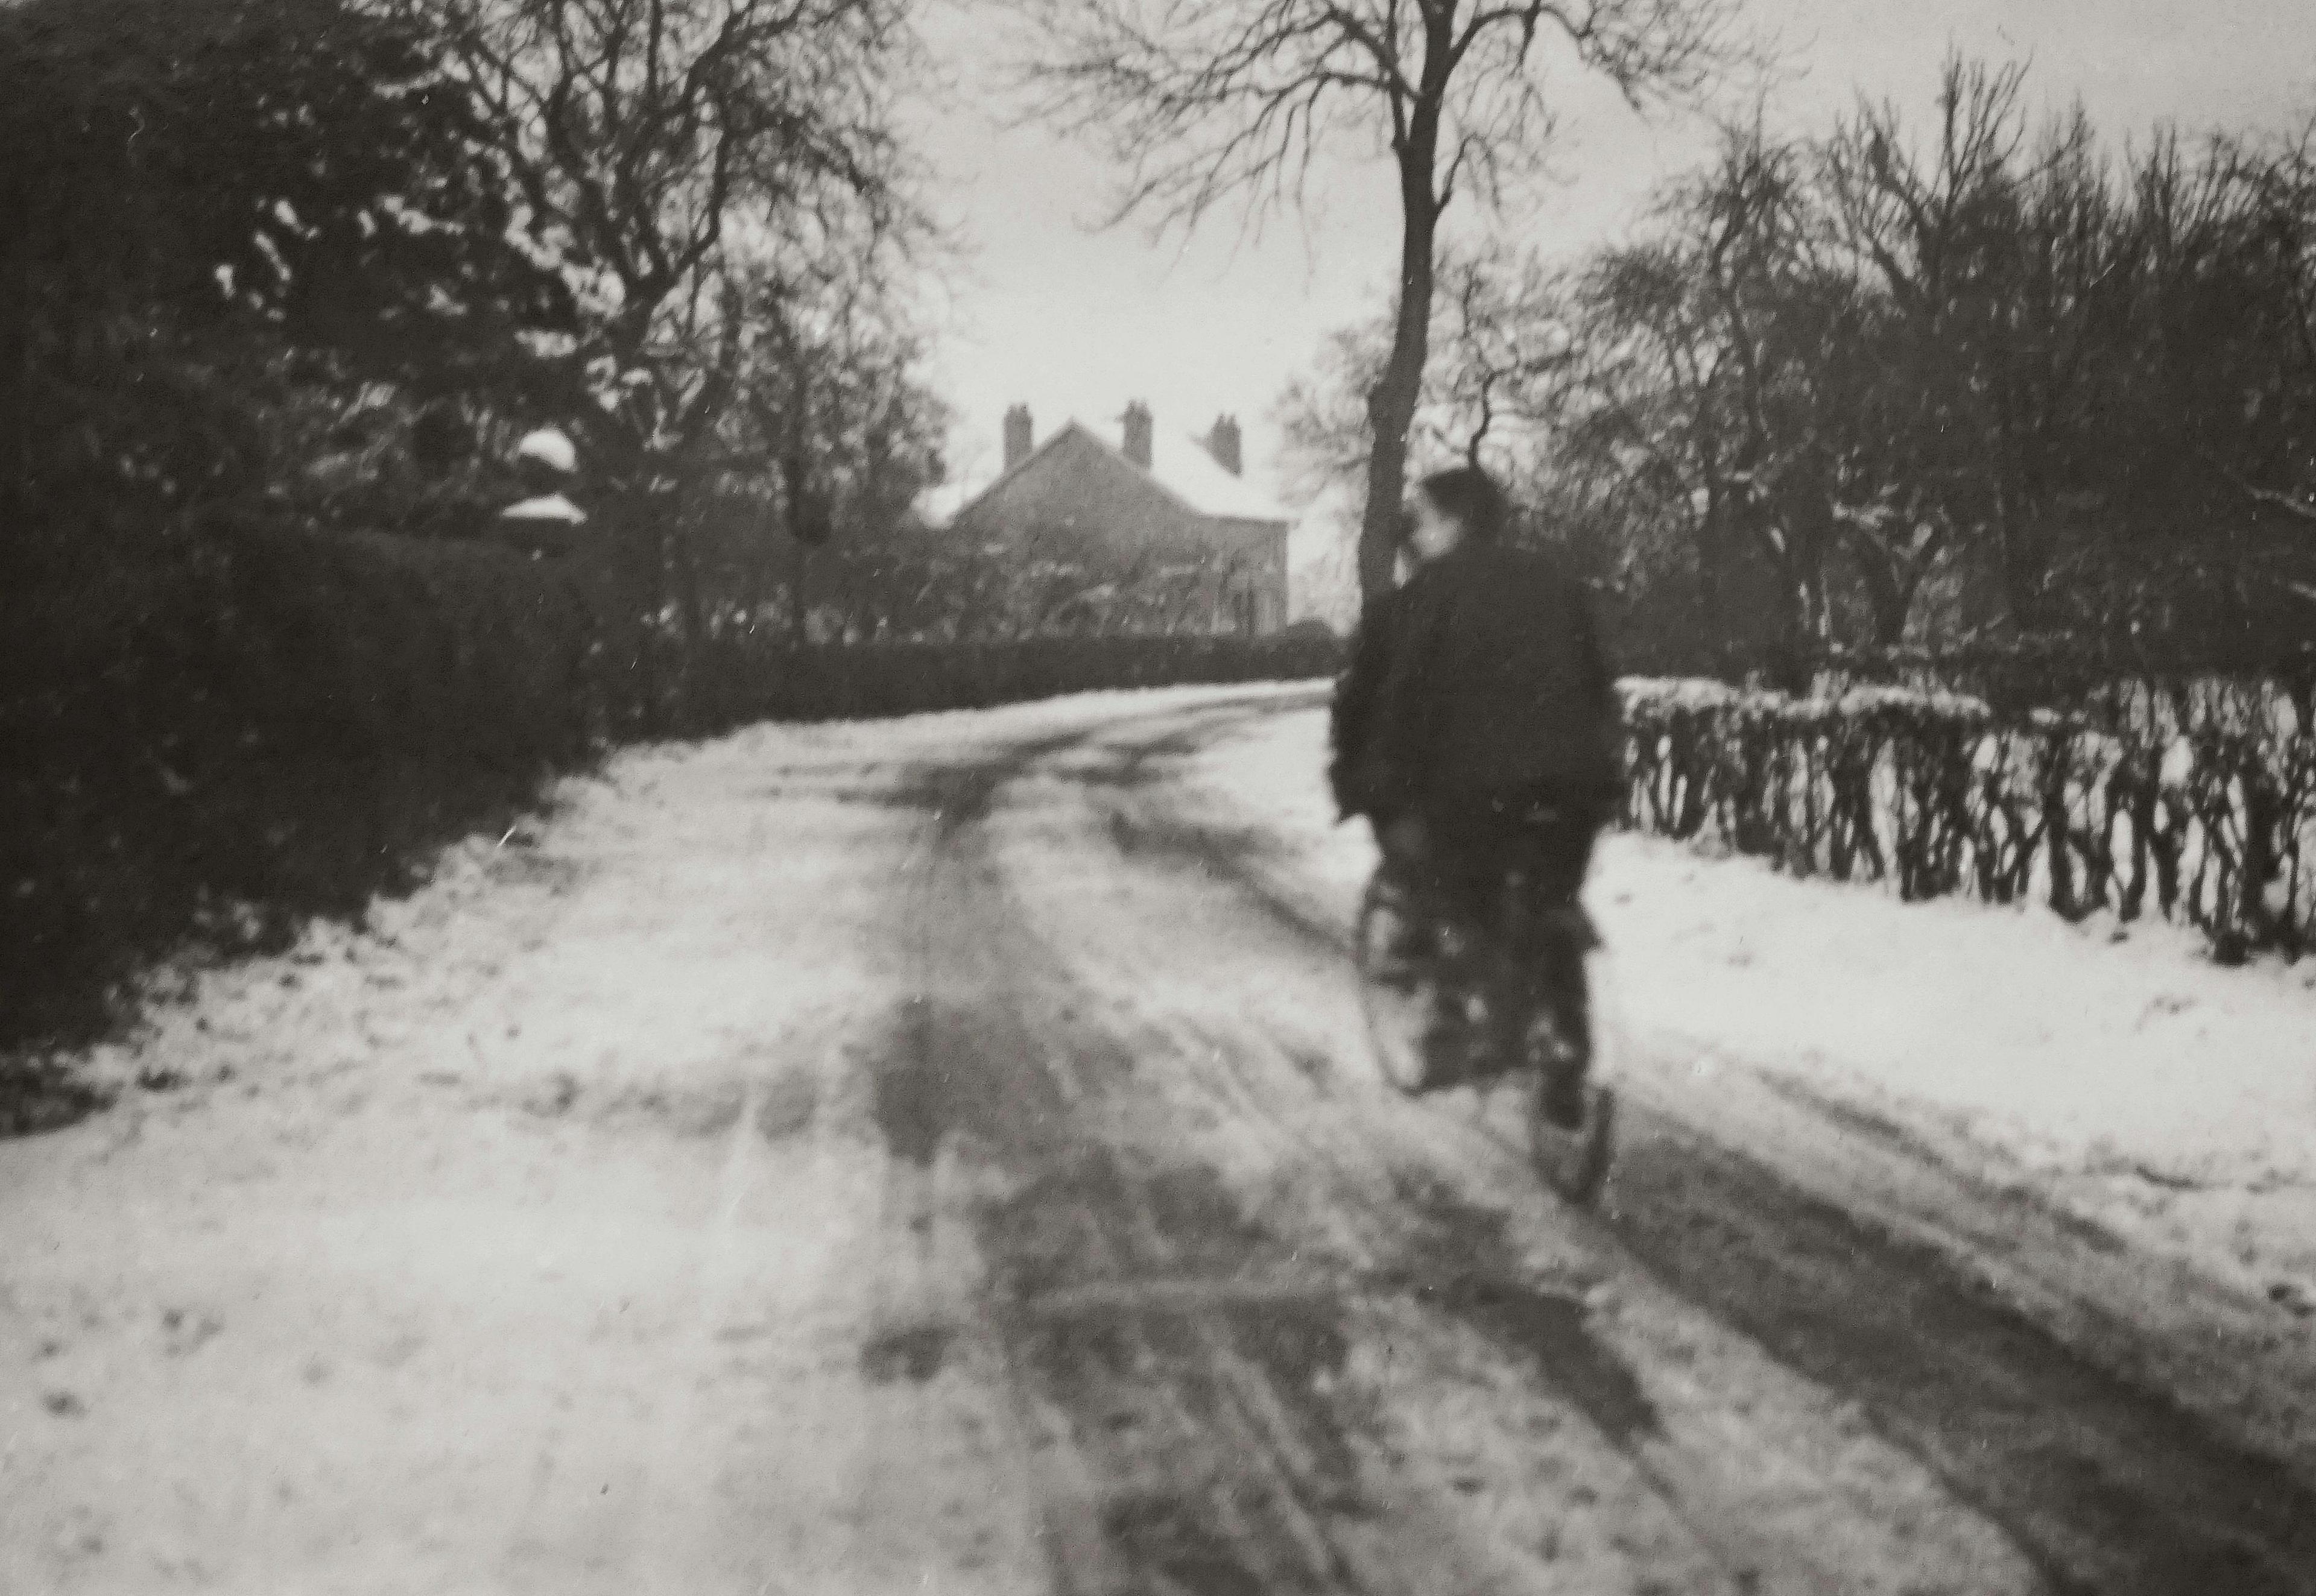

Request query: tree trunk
[
  {"left": 1990, "top": 441, "right": 2050, "bottom": 632},
  {"left": 1694, "top": 491, "right": 1739, "bottom": 677},
  {"left": 666, "top": 508, "right": 710, "bottom": 729},
  {"left": 1356, "top": 139, "right": 1444, "bottom": 611},
  {"left": 588, "top": 484, "right": 659, "bottom": 737},
  {"left": 1746, "top": 514, "right": 1813, "bottom": 693},
  {"left": 0, "top": 160, "right": 28, "bottom": 564},
  {"left": 791, "top": 535, "right": 811, "bottom": 645}
]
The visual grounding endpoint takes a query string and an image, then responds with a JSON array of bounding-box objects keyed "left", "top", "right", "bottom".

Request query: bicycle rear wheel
[
  {"left": 1521, "top": 973, "right": 1613, "bottom": 1205},
  {"left": 1530, "top": 1076, "right": 1615, "bottom": 1206},
  {"left": 1354, "top": 874, "right": 1434, "bottom": 1096}
]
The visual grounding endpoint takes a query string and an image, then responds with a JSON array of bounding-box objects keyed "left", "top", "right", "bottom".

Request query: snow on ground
[
  {"left": 1175, "top": 705, "right": 2316, "bottom": 1316},
  {"left": 9, "top": 677, "right": 2313, "bottom": 1592},
  {"left": 4, "top": 713, "right": 1062, "bottom": 1594},
  {"left": 982, "top": 723, "right": 2054, "bottom": 1596},
  {"left": 0, "top": 680, "right": 1334, "bottom": 1595}
]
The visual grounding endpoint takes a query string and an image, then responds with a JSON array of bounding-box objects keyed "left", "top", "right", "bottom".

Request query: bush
[
  {"left": 0, "top": 0, "right": 586, "bottom": 1080},
  {"left": 1618, "top": 675, "right": 2316, "bottom": 960},
  {"left": 2, "top": 518, "right": 595, "bottom": 1053},
  {"left": 3, "top": 584, "right": 1331, "bottom": 1060},
  {"left": 694, "top": 632, "right": 1344, "bottom": 725},
  {"left": 1274, "top": 617, "right": 1342, "bottom": 648}
]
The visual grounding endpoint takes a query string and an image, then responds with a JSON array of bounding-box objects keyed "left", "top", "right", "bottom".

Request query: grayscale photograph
[{"left": 5, "top": 0, "right": 2315, "bottom": 1589}]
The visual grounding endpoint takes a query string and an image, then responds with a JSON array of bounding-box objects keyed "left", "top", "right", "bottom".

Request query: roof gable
[
  {"left": 1145, "top": 431, "right": 1286, "bottom": 520},
  {"left": 944, "top": 417, "right": 1288, "bottom": 528}
]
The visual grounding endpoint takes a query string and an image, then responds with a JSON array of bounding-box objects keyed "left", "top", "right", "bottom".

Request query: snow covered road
[{"left": 6, "top": 685, "right": 2315, "bottom": 1594}]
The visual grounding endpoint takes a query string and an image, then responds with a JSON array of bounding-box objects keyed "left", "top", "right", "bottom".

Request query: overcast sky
[{"left": 910, "top": 0, "right": 2316, "bottom": 500}]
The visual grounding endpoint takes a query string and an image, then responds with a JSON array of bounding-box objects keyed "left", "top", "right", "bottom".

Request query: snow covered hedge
[{"left": 1617, "top": 677, "right": 2316, "bottom": 961}]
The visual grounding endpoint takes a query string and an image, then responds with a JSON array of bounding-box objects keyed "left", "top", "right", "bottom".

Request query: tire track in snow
[
  {"left": 1029, "top": 714, "right": 2017, "bottom": 1594},
  {"left": 628, "top": 1051, "right": 784, "bottom": 1593},
  {"left": 879, "top": 719, "right": 1551, "bottom": 1596},
  {"left": 948, "top": 704, "right": 1995, "bottom": 1591},
  {"left": 1084, "top": 698, "right": 2316, "bottom": 1596}
]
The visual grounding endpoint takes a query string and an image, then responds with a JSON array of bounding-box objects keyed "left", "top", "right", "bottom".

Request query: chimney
[
  {"left": 1002, "top": 403, "right": 1033, "bottom": 471},
  {"left": 1121, "top": 400, "right": 1153, "bottom": 468},
  {"left": 1206, "top": 414, "right": 1243, "bottom": 476}
]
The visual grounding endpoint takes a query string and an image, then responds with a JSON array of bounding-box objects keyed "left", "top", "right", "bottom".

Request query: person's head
[{"left": 1403, "top": 464, "right": 1511, "bottom": 565}]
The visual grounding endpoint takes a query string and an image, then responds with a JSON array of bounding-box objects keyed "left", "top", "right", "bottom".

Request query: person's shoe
[
  {"left": 1388, "top": 916, "right": 1438, "bottom": 963},
  {"left": 1370, "top": 916, "right": 1436, "bottom": 989},
  {"left": 1536, "top": 903, "right": 1603, "bottom": 954},
  {"left": 1541, "top": 1065, "right": 1589, "bottom": 1131},
  {"left": 1368, "top": 950, "right": 1417, "bottom": 991},
  {"left": 1419, "top": 995, "right": 1477, "bottom": 1090}
]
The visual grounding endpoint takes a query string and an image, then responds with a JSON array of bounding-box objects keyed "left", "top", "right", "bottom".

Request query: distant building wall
[{"left": 952, "top": 430, "right": 1289, "bottom": 634}]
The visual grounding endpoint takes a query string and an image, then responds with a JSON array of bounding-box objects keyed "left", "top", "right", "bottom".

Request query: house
[{"left": 940, "top": 402, "right": 1291, "bottom": 634}]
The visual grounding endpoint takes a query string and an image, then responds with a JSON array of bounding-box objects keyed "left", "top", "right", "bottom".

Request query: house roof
[
  {"left": 926, "top": 416, "right": 1290, "bottom": 529},
  {"left": 1137, "top": 425, "right": 1288, "bottom": 521}
]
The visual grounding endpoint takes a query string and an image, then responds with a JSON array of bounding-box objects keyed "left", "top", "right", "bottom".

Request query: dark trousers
[{"left": 1381, "top": 794, "right": 1603, "bottom": 1073}]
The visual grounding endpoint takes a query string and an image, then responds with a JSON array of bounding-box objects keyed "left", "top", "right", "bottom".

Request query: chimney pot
[
  {"left": 1207, "top": 414, "right": 1243, "bottom": 476},
  {"left": 1122, "top": 401, "right": 1153, "bottom": 469},
  {"left": 1002, "top": 403, "right": 1033, "bottom": 471}
]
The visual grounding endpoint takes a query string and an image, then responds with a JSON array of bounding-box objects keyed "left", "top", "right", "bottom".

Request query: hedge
[
  {"left": 4, "top": 520, "right": 596, "bottom": 1058},
  {"left": 690, "top": 631, "right": 1344, "bottom": 725},
  {"left": 1618, "top": 675, "right": 2316, "bottom": 962},
  {"left": 4, "top": 530, "right": 1340, "bottom": 1064}
]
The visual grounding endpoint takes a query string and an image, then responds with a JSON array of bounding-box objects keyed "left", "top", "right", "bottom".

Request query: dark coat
[{"left": 1329, "top": 540, "right": 1618, "bottom": 823}]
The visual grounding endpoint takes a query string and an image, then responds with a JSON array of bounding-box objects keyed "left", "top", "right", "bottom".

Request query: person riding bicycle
[{"left": 1329, "top": 464, "right": 1619, "bottom": 1125}]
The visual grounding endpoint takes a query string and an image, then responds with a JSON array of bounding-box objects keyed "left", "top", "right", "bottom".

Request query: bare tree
[
  {"left": 1019, "top": 0, "right": 1745, "bottom": 608},
  {"left": 1820, "top": 57, "right": 2039, "bottom": 627},
  {"left": 720, "top": 235, "right": 945, "bottom": 639},
  {"left": 1434, "top": 54, "right": 2316, "bottom": 675},
  {"left": 1431, "top": 243, "right": 1581, "bottom": 463},
  {"left": 423, "top": 0, "right": 918, "bottom": 714},
  {"left": 1276, "top": 239, "right": 1574, "bottom": 498}
]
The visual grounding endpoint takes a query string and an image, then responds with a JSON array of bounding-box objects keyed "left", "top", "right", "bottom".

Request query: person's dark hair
[{"left": 1414, "top": 464, "right": 1512, "bottom": 546}]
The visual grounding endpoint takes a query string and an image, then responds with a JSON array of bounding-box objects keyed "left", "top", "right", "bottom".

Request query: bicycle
[{"left": 1353, "top": 861, "right": 1617, "bottom": 1205}]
